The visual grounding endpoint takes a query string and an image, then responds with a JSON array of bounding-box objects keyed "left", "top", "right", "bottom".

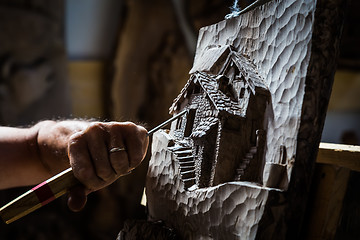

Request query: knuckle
[
  {"left": 137, "top": 125, "right": 148, "bottom": 135},
  {"left": 135, "top": 126, "right": 148, "bottom": 142},
  {"left": 86, "top": 122, "right": 105, "bottom": 135},
  {"left": 123, "top": 121, "right": 137, "bottom": 128},
  {"left": 69, "top": 131, "right": 83, "bottom": 144},
  {"left": 121, "top": 122, "right": 138, "bottom": 134},
  {"left": 130, "top": 127, "right": 147, "bottom": 144},
  {"left": 107, "top": 122, "right": 124, "bottom": 133},
  {"left": 68, "top": 134, "right": 84, "bottom": 155}
]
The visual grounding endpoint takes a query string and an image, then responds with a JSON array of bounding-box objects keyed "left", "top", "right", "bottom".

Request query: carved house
[{"left": 169, "top": 46, "right": 270, "bottom": 189}]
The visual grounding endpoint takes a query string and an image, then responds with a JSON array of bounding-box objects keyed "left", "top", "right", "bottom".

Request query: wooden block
[{"left": 317, "top": 143, "right": 360, "bottom": 172}]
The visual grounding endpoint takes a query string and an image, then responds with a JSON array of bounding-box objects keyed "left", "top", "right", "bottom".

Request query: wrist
[{"left": 33, "top": 120, "right": 59, "bottom": 175}]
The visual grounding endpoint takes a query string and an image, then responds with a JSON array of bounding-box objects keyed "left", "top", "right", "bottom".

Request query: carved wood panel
[{"left": 145, "top": 0, "right": 347, "bottom": 239}]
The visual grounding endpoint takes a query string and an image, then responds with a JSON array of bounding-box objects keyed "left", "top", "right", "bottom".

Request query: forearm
[
  {"left": 0, "top": 123, "right": 47, "bottom": 189},
  {"left": 0, "top": 120, "right": 89, "bottom": 189}
]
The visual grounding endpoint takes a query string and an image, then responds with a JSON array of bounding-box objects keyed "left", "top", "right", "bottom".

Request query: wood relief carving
[
  {"left": 144, "top": 0, "right": 346, "bottom": 239},
  {"left": 168, "top": 46, "right": 270, "bottom": 188}
]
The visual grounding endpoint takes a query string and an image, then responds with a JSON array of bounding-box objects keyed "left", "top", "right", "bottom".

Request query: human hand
[{"left": 66, "top": 122, "right": 148, "bottom": 212}]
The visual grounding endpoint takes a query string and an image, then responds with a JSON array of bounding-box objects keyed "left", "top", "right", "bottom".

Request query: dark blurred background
[{"left": 0, "top": 0, "right": 358, "bottom": 239}]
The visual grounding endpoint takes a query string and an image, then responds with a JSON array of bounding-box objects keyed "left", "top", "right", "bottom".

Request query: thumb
[{"left": 67, "top": 185, "right": 90, "bottom": 212}]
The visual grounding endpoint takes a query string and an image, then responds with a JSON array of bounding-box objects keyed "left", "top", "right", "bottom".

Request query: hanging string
[
  {"left": 225, "top": 0, "right": 273, "bottom": 19},
  {"left": 225, "top": 0, "right": 241, "bottom": 19}
]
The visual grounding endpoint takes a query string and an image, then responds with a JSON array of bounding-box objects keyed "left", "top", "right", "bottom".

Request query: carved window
[
  {"left": 239, "top": 87, "right": 245, "bottom": 98},
  {"left": 218, "top": 75, "right": 237, "bottom": 101},
  {"left": 193, "top": 84, "right": 201, "bottom": 94},
  {"left": 184, "top": 109, "right": 196, "bottom": 137},
  {"left": 280, "top": 145, "right": 287, "bottom": 164}
]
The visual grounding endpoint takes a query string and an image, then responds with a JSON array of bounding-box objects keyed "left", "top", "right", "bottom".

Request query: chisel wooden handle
[{"left": 0, "top": 168, "right": 79, "bottom": 224}]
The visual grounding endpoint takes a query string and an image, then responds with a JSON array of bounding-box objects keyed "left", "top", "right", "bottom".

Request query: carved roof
[
  {"left": 169, "top": 46, "right": 269, "bottom": 121},
  {"left": 189, "top": 45, "right": 231, "bottom": 74},
  {"left": 169, "top": 71, "right": 245, "bottom": 119},
  {"left": 169, "top": 74, "right": 196, "bottom": 113},
  {"left": 195, "top": 72, "right": 245, "bottom": 117},
  {"left": 190, "top": 45, "right": 268, "bottom": 94},
  {"left": 229, "top": 52, "right": 268, "bottom": 95}
]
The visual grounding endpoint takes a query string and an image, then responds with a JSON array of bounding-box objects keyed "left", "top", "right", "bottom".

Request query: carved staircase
[
  {"left": 235, "top": 146, "right": 257, "bottom": 181},
  {"left": 173, "top": 146, "right": 196, "bottom": 189}
]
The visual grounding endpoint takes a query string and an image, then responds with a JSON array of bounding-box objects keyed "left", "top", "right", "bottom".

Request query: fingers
[
  {"left": 68, "top": 131, "right": 101, "bottom": 190},
  {"left": 85, "top": 123, "right": 116, "bottom": 181},
  {"left": 109, "top": 122, "right": 148, "bottom": 171},
  {"left": 109, "top": 146, "right": 129, "bottom": 175},
  {"left": 68, "top": 121, "right": 149, "bottom": 193}
]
